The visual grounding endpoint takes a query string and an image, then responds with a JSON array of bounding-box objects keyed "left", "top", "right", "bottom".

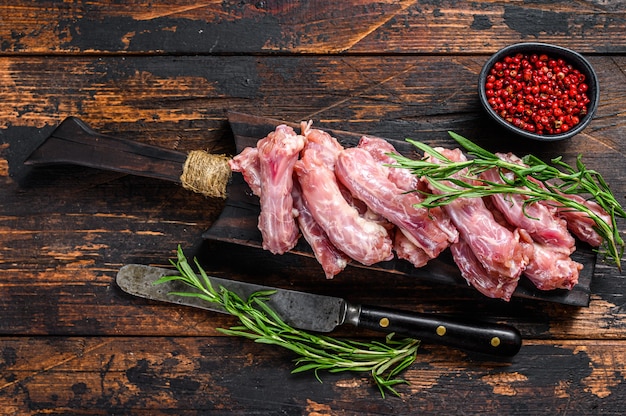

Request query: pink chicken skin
[
  {"left": 255, "top": 125, "right": 306, "bottom": 255},
  {"left": 294, "top": 142, "right": 393, "bottom": 266},
  {"left": 426, "top": 148, "right": 528, "bottom": 279},
  {"left": 336, "top": 147, "right": 456, "bottom": 259}
]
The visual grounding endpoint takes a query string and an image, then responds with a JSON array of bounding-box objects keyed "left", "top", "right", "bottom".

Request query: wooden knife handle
[
  {"left": 25, "top": 117, "right": 231, "bottom": 198},
  {"left": 357, "top": 304, "right": 522, "bottom": 357}
]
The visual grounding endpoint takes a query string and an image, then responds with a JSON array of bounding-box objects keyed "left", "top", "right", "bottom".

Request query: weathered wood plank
[
  {"left": 1, "top": 1, "right": 626, "bottom": 54},
  {"left": 1, "top": 337, "right": 625, "bottom": 414},
  {"left": 1, "top": 55, "right": 625, "bottom": 162},
  {"left": 0, "top": 227, "right": 624, "bottom": 342}
]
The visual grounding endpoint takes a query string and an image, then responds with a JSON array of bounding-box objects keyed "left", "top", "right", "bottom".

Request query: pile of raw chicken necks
[{"left": 229, "top": 123, "right": 607, "bottom": 301}]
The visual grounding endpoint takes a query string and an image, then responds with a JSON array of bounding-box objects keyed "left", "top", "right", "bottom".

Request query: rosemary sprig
[
  {"left": 391, "top": 132, "right": 625, "bottom": 268},
  {"left": 155, "top": 246, "right": 420, "bottom": 398}
]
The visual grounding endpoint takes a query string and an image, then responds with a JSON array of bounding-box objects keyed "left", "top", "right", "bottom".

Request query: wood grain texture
[
  {"left": 1, "top": 1, "right": 626, "bottom": 54},
  {"left": 1, "top": 1, "right": 626, "bottom": 413},
  {"left": 1, "top": 54, "right": 625, "bottom": 167},
  {"left": 1, "top": 337, "right": 626, "bottom": 414}
]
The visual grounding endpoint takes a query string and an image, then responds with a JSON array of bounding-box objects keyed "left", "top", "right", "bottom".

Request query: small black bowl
[{"left": 478, "top": 42, "right": 599, "bottom": 141}]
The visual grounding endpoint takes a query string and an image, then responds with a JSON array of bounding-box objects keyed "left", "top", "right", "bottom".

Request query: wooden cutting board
[{"left": 22, "top": 112, "right": 595, "bottom": 306}]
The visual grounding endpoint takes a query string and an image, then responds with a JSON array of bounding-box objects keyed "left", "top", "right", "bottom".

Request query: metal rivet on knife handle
[{"left": 436, "top": 325, "right": 446, "bottom": 336}]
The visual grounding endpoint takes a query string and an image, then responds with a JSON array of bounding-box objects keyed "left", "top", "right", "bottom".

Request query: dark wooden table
[{"left": 2, "top": 2, "right": 626, "bottom": 414}]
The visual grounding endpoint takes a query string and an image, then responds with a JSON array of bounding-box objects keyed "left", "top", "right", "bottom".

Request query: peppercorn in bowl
[{"left": 478, "top": 42, "right": 599, "bottom": 141}]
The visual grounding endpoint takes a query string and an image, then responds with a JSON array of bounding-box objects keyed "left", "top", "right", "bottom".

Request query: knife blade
[{"left": 116, "top": 264, "right": 522, "bottom": 357}]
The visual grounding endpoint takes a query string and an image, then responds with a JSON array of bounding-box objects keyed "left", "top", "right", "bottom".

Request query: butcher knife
[{"left": 116, "top": 263, "right": 522, "bottom": 357}]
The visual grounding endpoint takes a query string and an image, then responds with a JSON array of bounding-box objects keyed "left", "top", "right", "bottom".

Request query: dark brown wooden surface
[{"left": 1, "top": 1, "right": 626, "bottom": 414}]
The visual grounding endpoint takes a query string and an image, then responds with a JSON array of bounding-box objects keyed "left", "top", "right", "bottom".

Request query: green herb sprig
[
  {"left": 155, "top": 246, "right": 420, "bottom": 397},
  {"left": 391, "top": 132, "right": 625, "bottom": 268}
]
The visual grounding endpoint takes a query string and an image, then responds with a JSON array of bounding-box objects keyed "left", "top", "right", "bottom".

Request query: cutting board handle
[{"left": 24, "top": 117, "right": 231, "bottom": 198}]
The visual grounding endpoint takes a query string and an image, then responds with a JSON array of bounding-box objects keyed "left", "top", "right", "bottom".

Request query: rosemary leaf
[
  {"left": 156, "top": 246, "right": 420, "bottom": 398},
  {"left": 392, "top": 133, "right": 625, "bottom": 268}
]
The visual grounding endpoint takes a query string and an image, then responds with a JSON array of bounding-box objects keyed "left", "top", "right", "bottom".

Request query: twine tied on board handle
[{"left": 180, "top": 150, "right": 232, "bottom": 199}]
